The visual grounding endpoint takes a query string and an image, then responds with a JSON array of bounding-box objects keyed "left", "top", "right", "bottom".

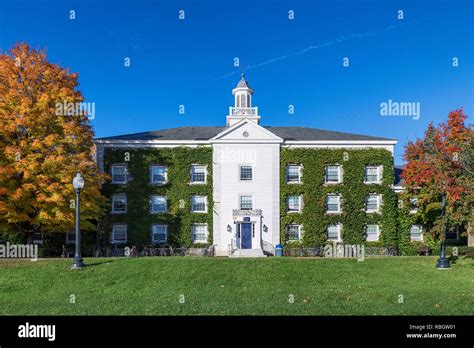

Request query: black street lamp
[
  {"left": 71, "top": 172, "right": 85, "bottom": 269},
  {"left": 435, "top": 192, "right": 450, "bottom": 269}
]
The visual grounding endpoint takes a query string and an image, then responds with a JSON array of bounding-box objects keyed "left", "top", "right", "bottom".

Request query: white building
[{"left": 95, "top": 75, "right": 398, "bottom": 256}]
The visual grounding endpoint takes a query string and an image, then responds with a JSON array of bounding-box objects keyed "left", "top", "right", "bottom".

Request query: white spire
[{"left": 226, "top": 74, "right": 260, "bottom": 127}]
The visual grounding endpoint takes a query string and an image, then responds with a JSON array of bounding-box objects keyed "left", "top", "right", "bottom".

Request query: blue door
[{"left": 241, "top": 223, "right": 252, "bottom": 249}]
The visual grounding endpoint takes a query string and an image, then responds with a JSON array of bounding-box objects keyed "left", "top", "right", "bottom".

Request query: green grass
[{"left": 0, "top": 256, "right": 473, "bottom": 315}]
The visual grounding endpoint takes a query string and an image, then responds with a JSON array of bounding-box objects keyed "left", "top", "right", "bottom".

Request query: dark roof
[
  {"left": 96, "top": 127, "right": 225, "bottom": 141},
  {"left": 394, "top": 165, "right": 406, "bottom": 186},
  {"left": 265, "top": 127, "right": 394, "bottom": 141},
  {"left": 236, "top": 74, "right": 252, "bottom": 89},
  {"left": 95, "top": 126, "right": 395, "bottom": 142}
]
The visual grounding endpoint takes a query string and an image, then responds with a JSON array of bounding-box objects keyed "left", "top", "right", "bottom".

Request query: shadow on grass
[
  {"left": 448, "top": 256, "right": 458, "bottom": 264},
  {"left": 83, "top": 258, "right": 129, "bottom": 268}
]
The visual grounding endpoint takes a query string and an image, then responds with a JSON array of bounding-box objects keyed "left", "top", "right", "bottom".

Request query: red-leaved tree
[{"left": 402, "top": 108, "right": 473, "bottom": 238}]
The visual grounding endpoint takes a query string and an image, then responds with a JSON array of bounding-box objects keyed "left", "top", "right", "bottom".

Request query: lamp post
[
  {"left": 72, "top": 172, "right": 85, "bottom": 269},
  {"left": 435, "top": 192, "right": 450, "bottom": 269}
]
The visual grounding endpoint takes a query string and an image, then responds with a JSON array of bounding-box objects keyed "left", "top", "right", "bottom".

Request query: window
[
  {"left": 32, "top": 232, "right": 43, "bottom": 245},
  {"left": 151, "top": 165, "right": 167, "bottom": 184},
  {"left": 66, "top": 230, "right": 76, "bottom": 244},
  {"left": 365, "top": 166, "right": 382, "bottom": 183},
  {"left": 286, "top": 224, "right": 301, "bottom": 241},
  {"left": 287, "top": 195, "right": 302, "bottom": 212},
  {"left": 365, "top": 225, "right": 380, "bottom": 242},
  {"left": 366, "top": 194, "right": 381, "bottom": 213},
  {"left": 240, "top": 195, "right": 253, "bottom": 210},
  {"left": 325, "top": 165, "right": 342, "bottom": 183},
  {"left": 240, "top": 166, "right": 253, "bottom": 181},
  {"left": 111, "top": 165, "right": 127, "bottom": 184},
  {"left": 192, "top": 224, "right": 208, "bottom": 243},
  {"left": 151, "top": 195, "right": 167, "bottom": 214},
  {"left": 327, "top": 224, "right": 341, "bottom": 242},
  {"left": 446, "top": 226, "right": 460, "bottom": 240},
  {"left": 191, "top": 165, "right": 206, "bottom": 184},
  {"left": 151, "top": 225, "right": 167, "bottom": 243},
  {"left": 326, "top": 194, "right": 341, "bottom": 213},
  {"left": 191, "top": 196, "right": 207, "bottom": 213},
  {"left": 410, "top": 225, "right": 423, "bottom": 241},
  {"left": 286, "top": 165, "right": 302, "bottom": 183},
  {"left": 112, "top": 194, "right": 127, "bottom": 213},
  {"left": 409, "top": 197, "right": 418, "bottom": 214},
  {"left": 112, "top": 225, "right": 127, "bottom": 243}
]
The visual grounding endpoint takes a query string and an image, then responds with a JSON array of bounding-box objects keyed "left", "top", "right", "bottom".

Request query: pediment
[{"left": 210, "top": 119, "right": 283, "bottom": 143}]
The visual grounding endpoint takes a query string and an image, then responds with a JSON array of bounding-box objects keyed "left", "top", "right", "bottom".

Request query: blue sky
[{"left": 0, "top": 0, "right": 472, "bottom": 164}]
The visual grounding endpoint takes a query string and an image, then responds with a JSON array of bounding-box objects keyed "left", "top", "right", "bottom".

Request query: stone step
[{"left": 230, "top": 248, "right": 267, "bottom": 258}]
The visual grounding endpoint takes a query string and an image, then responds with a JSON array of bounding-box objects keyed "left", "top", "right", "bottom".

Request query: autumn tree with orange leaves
[
  {"left": 0, "top": 43, "right": 107, "bottom": 242},
  {"left": 402, "top": 109, "right": 473, "bottom": 239}
]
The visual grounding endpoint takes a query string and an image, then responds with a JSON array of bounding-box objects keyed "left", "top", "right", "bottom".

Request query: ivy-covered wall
[
  {"left": 102, "top": 146, "right": 213, "bottom": 248},
  {"left": 280, "top": 148, "right": 398, "bottom": 247}
]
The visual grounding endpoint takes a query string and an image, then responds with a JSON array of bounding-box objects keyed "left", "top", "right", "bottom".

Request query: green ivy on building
[
  {"left": 102, "top": 146, "right": 213, "bottom": 248},
  {"left": 280, "top": 148, "right": 398, "bottom": 247}
]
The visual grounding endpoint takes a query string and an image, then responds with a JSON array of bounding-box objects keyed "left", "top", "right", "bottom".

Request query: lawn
[{"left": 0, "top": 256, "right": 473, "bottom": 315}]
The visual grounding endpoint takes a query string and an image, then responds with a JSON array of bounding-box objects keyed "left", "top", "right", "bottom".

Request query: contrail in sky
[{"left": 216, "top": 23, "right": 409, "bottom": 80}]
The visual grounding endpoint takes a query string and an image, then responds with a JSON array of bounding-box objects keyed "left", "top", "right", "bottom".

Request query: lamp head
[{"left": 73, "top": 172, "right": 85, "bottom": 191}]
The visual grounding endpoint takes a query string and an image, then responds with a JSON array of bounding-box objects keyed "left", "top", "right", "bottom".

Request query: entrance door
[{"left": 240, "top": 223, "right": 252, "bottom": 249}]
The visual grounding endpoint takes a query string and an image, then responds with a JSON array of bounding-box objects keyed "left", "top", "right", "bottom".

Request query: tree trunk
[{"left": 468, "top": 222, "right": 474, "bottom": 247}]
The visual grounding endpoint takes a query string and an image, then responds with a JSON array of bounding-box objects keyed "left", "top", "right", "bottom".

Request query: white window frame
[
  {"left": 326, "top": 194, "right": 341, "bottom": 214},
  {"left": 192, "top": 224, "right": 208, "bottom": 243},
  {"left": 151, "top": 224, "right": 168, "bottom": 244},
  {"left": 111, "top": 194, "right": 127, "bottom": 214},
  {"left": 150, "top": 195, "right": 167, "bottom": 214},
  {"left": 112, "top": 224, "right": 127, "bottom": 244},
  {"left": 364, "top": 165, "right": 382, "bottom": 184},
  {"left": 286, "top": 165, "right": 302, "bottom": 184},
  {"left": 286, "top": 224, "right": 302, "bottom": 241},
  {"left": 111, "top": 165, "right": 127, "bottom": 184},
  {"left": 239, "top": 195, "right": 253, "bottom": 210},
  {"left": 190, "top": 165, "right": 207, "bottom": 184},
  {"left": 191, "top": 195, "right": 208, "bottom": 213},
  {"left": 366, "top": 194, "right": 382, "bottom": 213},
  {"left": 327, "top": 224, "right": 342, "bottom": 242},
  {"left": 365, "top": 224, "right": 380, "bottom": 242},
  {"left": 409, "top": 197, "right": 418, "bottom": 214},
  {"left": 151, "top": 165, "right": 168, "bottom": 185},
  {"left": 325, "top": 165, "right": 342, "bottom": 184},
  {"left": 287, "top": 195, "right": 302, "bottom": 213},
  {"left": 239, "top": 165, "right": 253, "bottom": 181},
  {"left": 410, "top": 225, "right": 423, "bottom": 241}
]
